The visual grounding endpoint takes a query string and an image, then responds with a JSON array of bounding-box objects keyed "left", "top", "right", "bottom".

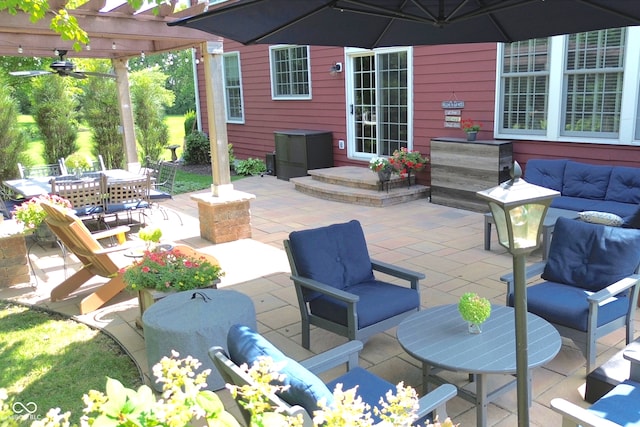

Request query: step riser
[
  {"left": 293, "top": 183, "right": 428, "bottom": 207},
  {"left": 310, "top": 171, "right": 413, "bottom": 190}
]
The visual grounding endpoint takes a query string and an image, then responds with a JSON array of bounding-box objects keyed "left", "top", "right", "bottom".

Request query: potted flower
[
  {"left": 12, "top": 194, "right": 72, "bottom": 243},
  {"left": 461, "top": 119, "right": 482, "bottom": 141},
  {"left": 369, "top": 156, "right": 396, "bottom": 183},
  {"left": 122, "top": 246, "right": 225, "bottom": 316},
  {"left": 458, "top": 292, "right": 491, "bottom": 334},
  {"left": 388, "top": 148, "right": 429, "bottom": 187}
]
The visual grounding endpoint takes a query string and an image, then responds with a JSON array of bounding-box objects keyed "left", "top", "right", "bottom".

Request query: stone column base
[
  {"left": 0, "top": 228, "right": 29, "bottom": 288},
  {"left": 191, "top": 190, "right": 256, "bottom": 244}
]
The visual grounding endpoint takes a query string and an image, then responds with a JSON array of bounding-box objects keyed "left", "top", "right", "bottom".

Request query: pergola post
[
  {"left": 113, "top": 58, "right": 139, "bottom": 171},
  {"left": 202, "top": 40, "right": 233, "bottom": 196},
  {"left": 191, "top": 40, "right": 255, "bottom": 244}
]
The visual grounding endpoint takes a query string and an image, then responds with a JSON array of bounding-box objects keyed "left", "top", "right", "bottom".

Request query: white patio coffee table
[{"left": 397, "top": 304, "right": 561, "bottom": 427}]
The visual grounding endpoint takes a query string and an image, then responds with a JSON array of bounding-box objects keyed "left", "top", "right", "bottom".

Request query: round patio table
[{"left": 397, "top": 304, "right": 560, "bottom": 427}]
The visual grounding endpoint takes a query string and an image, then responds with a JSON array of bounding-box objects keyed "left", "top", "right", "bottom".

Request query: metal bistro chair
[
  {"left": 51, "top": 176, "right": 105, "bottom": 223},
  {"left": 148, "top": 161, "right": 182, "bottom": 225},
  {"left": 102, "top": 174, "right": 151, "bottom": 226},
  {"left": 18, "top": 162, "right": 65, "bottom": 179}
]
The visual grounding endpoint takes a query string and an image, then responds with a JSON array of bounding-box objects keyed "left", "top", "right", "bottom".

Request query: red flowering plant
[
  {"left": 461, "top": 118, "right": 482, "bottom": 133},
  {"left": 388, "top": 148, "right": 429, "bottom": 177},
  {"left": 122, "top": 248, "right": 224, "bottom": 292}
]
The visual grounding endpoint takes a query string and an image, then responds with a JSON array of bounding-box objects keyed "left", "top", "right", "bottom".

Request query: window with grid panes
[
  {"left": 496, "top": 27, "right": 639, "bottom": 144},
  {"left": 269, "top": 45, "right": 311, "bottom": 99},
  {"left": 222, "top": 52, "right": 244, "bottom": 123}
]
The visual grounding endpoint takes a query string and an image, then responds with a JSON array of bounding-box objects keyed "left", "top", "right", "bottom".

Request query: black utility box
[{"left": 274, "top": 130, "right": 333, "bottom": 180}]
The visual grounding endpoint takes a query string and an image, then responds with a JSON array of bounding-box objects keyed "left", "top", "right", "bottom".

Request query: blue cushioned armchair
[
  {"left": 501, "top": 217, "right": 640, "bottom": 374},
  {"left": 551, "top": 351, "right": 640, "bottom": 426},
  {"left": 283, "top": 220, "right": 424, "bottom": 349},
  {"left": 210, "top": 325, "right": 457, "bottom": 426}
]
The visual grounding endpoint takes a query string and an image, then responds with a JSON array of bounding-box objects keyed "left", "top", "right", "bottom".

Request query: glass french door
[{"left": 347, "top": 48, "right": 411, "bottom": 159}]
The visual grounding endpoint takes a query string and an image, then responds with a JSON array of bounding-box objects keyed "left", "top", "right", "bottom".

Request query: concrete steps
[{"left": 289, "top": 166, "right": 430, "bottom": 207}]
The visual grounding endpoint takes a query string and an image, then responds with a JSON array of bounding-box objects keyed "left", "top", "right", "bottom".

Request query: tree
[
  {"left": 30, "top": 75, "right": 79, "bottom": 163},
  {"left": 0, "top": 79, "right": 27, "bottom": 181},
  {"left": 129, "top": 67, "right": 174, "bottom": 161},
  {"left": 128, "top": 49, "right": 197, "bottom": 116},
  {"left": 79, "top": 61, "right": 125, "bottom": 170}
]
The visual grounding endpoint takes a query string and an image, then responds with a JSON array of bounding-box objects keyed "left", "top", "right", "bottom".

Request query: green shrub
[
  {"left": 183, "top": 110, "right": 197, "bottom": 136},
  {"left": 30, "top": 76, "right": 78, "bottom": 163},
  {"left": 235, "top": 158, "right": 267, "bottom": 176},
  {"left": 183, "top": 130, "right": 210, "bottom": 165},
  {"left": 0, "top": 86, "right": 27, "bottom": 181}
]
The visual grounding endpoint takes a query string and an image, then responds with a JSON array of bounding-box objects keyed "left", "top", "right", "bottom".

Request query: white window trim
[
  {"left": 344, "top": 46, "right": 414, "bottom": 162},
  {"left": 495, "top": 26, "right": 640, "bottom": 146},
  {"left": 222, "top": 51, "right": 245, "bottom": 124},
  {"left": 269, "top": 45, "right": 312, "bottom": 100}
]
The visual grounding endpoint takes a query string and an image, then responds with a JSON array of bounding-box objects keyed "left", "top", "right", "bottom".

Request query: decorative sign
[
  {"left": 444, "top": 121, "right": 461, "bottom": 128},
  {"left": 441, "top": 100, "right": 465, "bottom": 109},
  {"left": 445, "top": 116, "right": 461, "bottom": 122},
  {"left": 444, "top": 110, "right": 461, "bottom": 116}
]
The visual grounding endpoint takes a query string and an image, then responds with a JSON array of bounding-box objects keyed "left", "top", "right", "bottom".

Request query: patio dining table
[{"left": 3, "top": 169, "right": 148, "bottom": 199}]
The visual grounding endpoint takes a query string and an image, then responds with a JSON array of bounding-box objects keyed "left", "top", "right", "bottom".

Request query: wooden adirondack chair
[{"left": 40, "top": 199, "right": 134, "bottom": 314}]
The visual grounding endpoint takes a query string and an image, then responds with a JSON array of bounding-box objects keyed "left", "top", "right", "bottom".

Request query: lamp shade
[{"left": 477, "top": 162, "right": 560, "bottom": 255}]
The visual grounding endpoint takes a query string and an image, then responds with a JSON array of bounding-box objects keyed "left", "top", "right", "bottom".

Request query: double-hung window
[
  {"left": 222, "top": 52, "right": 244, "bottom": 123},
  {"left": 497, "top": 27, "right": 639, "bottom": 144},
  {"left": 269, "top": 45, "right": 311, "bottom": 99}
]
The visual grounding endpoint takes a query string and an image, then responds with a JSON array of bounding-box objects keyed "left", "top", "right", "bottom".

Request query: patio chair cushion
[
  {"left": 525, "top": 159, "right": 567, "bottom": 192},
  {"left": 227, "top": 324, "right": 334, "bottom": 413},
  {"left": 309, "top": 279, "right": 420, "bottom": 328},
  {"left": 288, "top": 220, "right": 375, "bottom": 300},
  {"left": 623, "top": 205, "right": 640, "bottom": 229},
  {"left": 605, "top": 166, "right": 640, "bottom": 204},
  {"left": 541, "top": 217, "right": 640, "bottom": 292},
  {"left": 587, "top": 380, "right": 640, "bottom": 426},
  {"left": 519, "top": 281, "right": 630, "bottom": 331},
  {"left": 562, "top": 161, "right": 612, "bottom": 200}
]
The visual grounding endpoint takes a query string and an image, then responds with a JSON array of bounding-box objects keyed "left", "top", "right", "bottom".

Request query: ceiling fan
[{"left": 9, "top": 49, "right": 116, "bottom": 79}]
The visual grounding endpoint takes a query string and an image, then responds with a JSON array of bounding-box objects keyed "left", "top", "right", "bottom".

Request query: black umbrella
[{"left": 170, "top": 0, "right": 640, "bottom": 48}]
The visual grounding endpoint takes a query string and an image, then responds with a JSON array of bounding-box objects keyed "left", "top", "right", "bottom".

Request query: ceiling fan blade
[
  {"left": 9, "top": 70, "right": 52, "bottom": 77},
  {"left": 66, "top": 71, "right": 88, "bottom": 79},
  {"left": 80, "top": 71, "right": 117, "bottom": 79}
]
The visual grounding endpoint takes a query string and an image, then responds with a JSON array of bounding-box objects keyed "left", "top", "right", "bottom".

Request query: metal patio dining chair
[
  {"left": 17, "top": 162, "right": 65, "bottom": 179},
  {"left": 148, "top": 161, "right": 182, "bottom": 225},
  {"left": 102, "top": 174, "right": 151, "bottom": 226},
  {"left": 51, "top": 176, "right": 105, "bottom": 223}
]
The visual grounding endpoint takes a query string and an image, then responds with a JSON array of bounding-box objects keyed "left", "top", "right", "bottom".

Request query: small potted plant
[
  {"left": 458, "top": 292, "right": 491, "bottom": 334},
  {"left": 461, "top": 119, "right": 482, "bottom": 141},
  {"left": 64, "top": 153, "right": 92, "bottom": 178},
  {"left": 369, "top": 156, "right": 396, "bottom": 183}
]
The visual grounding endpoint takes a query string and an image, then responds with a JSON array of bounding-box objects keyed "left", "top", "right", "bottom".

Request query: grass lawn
[{"left": 0, "top": 301, "right": 142, "bottom": 424}]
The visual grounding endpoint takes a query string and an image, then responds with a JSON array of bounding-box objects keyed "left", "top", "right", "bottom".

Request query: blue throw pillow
[
  {"left": 542, "top": 217, "right": 640, "bottom": 292},
  {"left": 623, "top": 205, "right": 640, "bottom": 229},
  {"left": 288, "top": 220, "right": 375, "bottom": 297},
  {"left": 227, "top": 324, "right": 334, "bottom": 413}
]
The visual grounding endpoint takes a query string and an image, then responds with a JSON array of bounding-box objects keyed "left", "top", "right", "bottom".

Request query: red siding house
[{"left": 196, "top": 26, "right": 640, "bottom": 185}]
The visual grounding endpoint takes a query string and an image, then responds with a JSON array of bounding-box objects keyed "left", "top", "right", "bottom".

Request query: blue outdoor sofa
[{"left": 524, "top": 159, "right": 640, "bottom": 225}]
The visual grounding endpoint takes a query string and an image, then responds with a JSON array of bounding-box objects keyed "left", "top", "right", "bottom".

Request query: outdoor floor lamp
[{"left": 476, "top": 161, "right": 559, "bottom": 427}]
